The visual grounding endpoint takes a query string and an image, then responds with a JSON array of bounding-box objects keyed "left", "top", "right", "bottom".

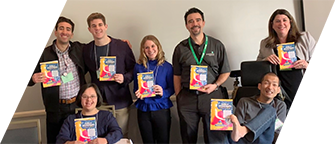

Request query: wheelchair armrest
[{"left": 229, "top": 70, "right": 241, "bottom": 78}]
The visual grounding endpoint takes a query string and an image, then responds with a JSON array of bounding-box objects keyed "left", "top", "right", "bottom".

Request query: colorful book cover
[
  {"left": 189, "top": 65, "right": 207, "bottom": 90},
  {"left": 277, "top": 42, "right": 297, "bottom": 70},
  {"left": 210, "top": 99, "right": 233, "bottom": 131},
  {"left": 137, "top": 71, "right": 155, "bottom": 98},
  {"left": 99, "top": 56, "right": 116, "bottom": 81},
  {"left": 74, "top": 117, "right": 98, "bottom": 144},
  {"left": 40, "top": 60, "right": 61, "bottom": 88}
]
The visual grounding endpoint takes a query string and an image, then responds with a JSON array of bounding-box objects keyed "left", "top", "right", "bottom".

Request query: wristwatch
[{"left": 214, "top": 82, "right": 219, "bottom": 91}]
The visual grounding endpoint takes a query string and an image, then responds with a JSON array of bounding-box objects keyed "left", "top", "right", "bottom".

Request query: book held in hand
[
  {"left": 74, "top": 117, "right": 98, "bottom": 144},
  {"left": 99, "top": 56, "right": 116, "bottom": 81},
  {"left": 137, "top": 71, "right": 155, "bottom": 98},
  {"left": 277, "top": 42, "right": 297, "bottom": 70},
  {"left": 189, "top": 65, "right": 207, "bottom": 90},
  {"left": 210, "top": 99, "right": 233, "bottom": 131},
  {"left": 40, "top": 60, "right": 61, "bottom": 88}
]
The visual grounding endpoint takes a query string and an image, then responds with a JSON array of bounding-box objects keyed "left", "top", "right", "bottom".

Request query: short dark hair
[
  {"left": 55, "top": 16, "right": 75, "bottom": 32},
  {"left": 184, "top": 7, "right": 204, "bottom": 24},
  {"left": 260, "top": 72, "right": 281, "bottom": 86},
  {"left": 87, "top": 12, "right": 106, "bottom": 27},
  {"left": 76, "top": 83, "right": 103, "bottom": 108}
]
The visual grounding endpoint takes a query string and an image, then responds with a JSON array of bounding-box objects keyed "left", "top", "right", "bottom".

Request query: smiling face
[
  {"left": 88, "top": 18, "right": 108, "bottom": 40},
  {"left": 186, "top": 13, "right": 205, "bottom": 37},
  {"left": 54, "top": 22, "right": 73, "bottom": 44},
  {"left": 258, "top": 74, "right": 281, "bottom": 101},
  {"left": 81, "top": 87, "right": 98, "bottom": 112},
  {"left": 272, "top": 14, "right": 291, "bottom": 37},
  {"left": 144, "top": 40, "right": 158, "bottom": 60}
]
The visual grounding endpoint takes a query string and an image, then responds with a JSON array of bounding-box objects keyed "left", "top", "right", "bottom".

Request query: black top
[
  {"left": 172, "top": 34, "right": 231, "bottom": 89},
  {"left": 95, "top": 44, "right": 109, "bottom": 67},
  {"left": 274, "top": 48, "right": 303, "bottom": 106}
]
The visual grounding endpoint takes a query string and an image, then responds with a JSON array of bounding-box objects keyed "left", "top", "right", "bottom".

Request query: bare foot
[{"left": 230, "top": 114, "right": 249, "bottom": 142}]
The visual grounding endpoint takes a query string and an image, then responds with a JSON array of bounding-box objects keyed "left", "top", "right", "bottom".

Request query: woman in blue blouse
[{"left": 133, "top": 35, "right": 174, "bottom": 143}]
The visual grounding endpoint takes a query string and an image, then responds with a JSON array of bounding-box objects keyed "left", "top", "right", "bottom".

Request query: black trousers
[
  {"left": 137, "top": 108, "right": 171, "bottom": 144},
  {"left": 177, "top": 88, "right": 230, "bottom": 144},
  {"left": 46, "top": 102, "right": 77, "bottom": 143}
]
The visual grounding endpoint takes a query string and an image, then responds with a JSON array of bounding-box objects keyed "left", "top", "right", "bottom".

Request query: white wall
[
  {"left": 303, "top": 0, "right": 335, "bottom": 42},
  {"left": 19, "top": 0, "right": 303, "bottom": 111}
]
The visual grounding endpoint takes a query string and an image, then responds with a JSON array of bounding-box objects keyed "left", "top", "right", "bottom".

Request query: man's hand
[
  {"left": 32, "top": 72, "right": 45, "bottom": 83},
  {"left": 114, "top": 74, "right": 124, "bottom": 84},
  {"left": 122, "top": 39, "right": 132, "bottom": 49},
  {"left": 197, "top": 84, "right": 217, "bottom": 94}
]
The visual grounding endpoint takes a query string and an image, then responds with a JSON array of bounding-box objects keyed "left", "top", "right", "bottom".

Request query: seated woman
[{"left": 56, "top": 83, "right": 122, "bottom": 144}]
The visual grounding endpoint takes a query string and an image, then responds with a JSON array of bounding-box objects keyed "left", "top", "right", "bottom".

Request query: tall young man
[{"left": 83, "top": 12, "right": 136, "bottom": 137}]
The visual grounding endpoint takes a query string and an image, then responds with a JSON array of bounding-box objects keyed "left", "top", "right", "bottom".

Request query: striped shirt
[{"left": 55, "top": 44, "right": 80, "bottom": 100}]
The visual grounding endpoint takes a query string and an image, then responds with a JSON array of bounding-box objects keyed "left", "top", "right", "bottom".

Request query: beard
[{"left": 191, "top": 26, "right": 201, "bottom": 36}]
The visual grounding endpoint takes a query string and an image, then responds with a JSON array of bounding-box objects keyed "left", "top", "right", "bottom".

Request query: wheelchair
[{"left": 230, "top": 61, "right": 318, "bottom": 144}]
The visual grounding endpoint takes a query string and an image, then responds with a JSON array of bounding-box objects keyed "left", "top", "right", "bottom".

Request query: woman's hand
[
  {"left": 292, "top": 60, "right": 308, "bottom": 69},
  {"left": 266, "top": 54, "right": 280, "bottom": 65},
  {"left": 153, "top": 85, "right": 163, "bottom": 96},
  {"left": 65, "top": 141, "right": 86, "bottom": 144},
  {"left": 88, "top": 138, "right": 108, "bottom": 144},
  {"left": 135, "top": 90, "right": 143, "bottom": 100}
]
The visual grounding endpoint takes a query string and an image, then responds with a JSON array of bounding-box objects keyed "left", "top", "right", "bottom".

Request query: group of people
[{"left": 28, "top": 6, "right": 315, "bottom": 144}]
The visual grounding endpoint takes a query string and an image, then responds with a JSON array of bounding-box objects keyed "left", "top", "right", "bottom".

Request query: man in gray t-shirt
[{"left": 230, "top": 72, "right": 286, "bottom": 144}]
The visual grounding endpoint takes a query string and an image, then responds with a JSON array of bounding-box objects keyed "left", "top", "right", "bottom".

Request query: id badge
[
  {"left": 275, "top": 118, "right": 284, "bottom": 130},
  {"left": 61, "top": 72, "right": 74, "bottom": 84},
  {"left": 96, "top": 69, "right": 100, "bottom": 79}
]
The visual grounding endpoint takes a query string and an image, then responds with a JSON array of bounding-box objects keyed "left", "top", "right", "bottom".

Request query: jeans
[{"left": 234, "top": 104, "right": 276, "bottom": 144}]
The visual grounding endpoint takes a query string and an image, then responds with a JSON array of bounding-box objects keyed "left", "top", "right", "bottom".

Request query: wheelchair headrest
[{"left": 241, "top": 61, "right": 276, "bottom": 86}]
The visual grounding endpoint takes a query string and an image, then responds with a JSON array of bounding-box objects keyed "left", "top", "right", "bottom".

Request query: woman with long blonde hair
[{"left": 133, "top": 35, "right": 174, "bottom": 144}]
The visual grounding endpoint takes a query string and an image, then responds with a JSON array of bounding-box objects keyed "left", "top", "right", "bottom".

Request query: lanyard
[
  {"left": 94, "top": 44, "right": 109, "bottom": 70},
  {"left": 147, "top": 62, "right": 159, "bottom": 84},
  {"left": 188, "top": 35, "right": 208, "bottom": 65}
]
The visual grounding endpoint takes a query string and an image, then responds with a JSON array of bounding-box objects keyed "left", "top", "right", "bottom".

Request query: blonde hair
[
  {"left": 137, "top": 35, "right": 165, "bottom": 68},
  {"left": 265, "top": 9, "right": 301, "bottom": 48}
]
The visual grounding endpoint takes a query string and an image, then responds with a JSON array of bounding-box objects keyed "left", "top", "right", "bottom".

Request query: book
[
  {"left": 99, "top": 56, "right": 116, "bottom": 81},
  {"left": 189, "top": 65, "right": 207, "bottom": 90},
  {"left": 210, "top": 99, "right": 233, "bottom": 131},
  {"left": 40, "top": 60, "right": 61, "bottom": 88},
  {"left": 137, "top": 71, "right": 155, "bottom": 98},
  {"left": 74, "top": 117, "right": 98, "bottom": 144},
  {"left": 277, "top": 42, "right": 297, "bottom": 70}
]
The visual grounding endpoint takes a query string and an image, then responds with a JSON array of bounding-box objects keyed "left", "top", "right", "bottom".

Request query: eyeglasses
[{"left": 82, "top": 95, "right": 97, "bottom": 99}]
